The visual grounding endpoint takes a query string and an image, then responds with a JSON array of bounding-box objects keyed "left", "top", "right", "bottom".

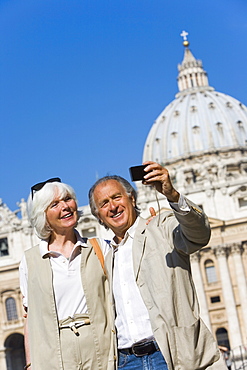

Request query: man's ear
[
  {"left": 98, "top": 218, "right": 104, "bottom": 226},
  {"left": 130, "top": 194, "right": 136, "bottom": 207},
  {"left": 97, "top": 215, "right": 105, "bottom": 227}
]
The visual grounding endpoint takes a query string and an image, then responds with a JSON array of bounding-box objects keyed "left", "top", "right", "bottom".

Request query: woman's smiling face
[{"left": 45, "top": 191, "right": 78, "bottom": 234}]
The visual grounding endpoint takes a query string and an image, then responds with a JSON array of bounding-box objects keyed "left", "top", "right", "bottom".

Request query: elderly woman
[{"left": 19, "top": 178, "right": 116, "bottom": 370}]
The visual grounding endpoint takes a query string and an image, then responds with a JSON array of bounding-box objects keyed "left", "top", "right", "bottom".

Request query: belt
[
  {"left": 119, "top": 340, "right": 160, "bottom": 357},
  {"left": 59, "top": 316, "right": 90, "bottom": 335}
]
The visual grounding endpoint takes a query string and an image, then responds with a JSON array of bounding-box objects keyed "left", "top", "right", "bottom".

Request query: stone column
[
  {"left": 231, "top": 243, "right": 247, "bottom": 342},
  {"left": 214, "top": 246, "right": 242, "bottom": 348},
  {"left": 0, "top": 347, "right": 6, "bottom": 370},
  {"left": 190, "top": 251, "right": 211, "bottom": 330},
  {"left": 192, "top": 73, "right": 197, "bottom": 87}
]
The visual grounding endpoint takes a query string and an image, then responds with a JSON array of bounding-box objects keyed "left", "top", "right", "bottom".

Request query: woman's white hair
[{"left": 27, "top": 181, "right": 82, "bottom": 239}]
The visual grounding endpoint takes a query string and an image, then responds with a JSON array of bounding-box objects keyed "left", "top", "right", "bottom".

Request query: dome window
[
  {"left": 208, "top": 102, "right": 215, "bottom": 109},
  {"left": 190, "top": 105, "right": 197, "bottom": 112},
  {"left": 192, "top": 125, "right": 200, "bottom": 134},
  {"left": 171, "top": 131, "right": 178, "bottom": 137},
  {"left": 174, "top": 110, "right": 180, "bottom": 116},
  {"left": 216, "top": 122, "right": 224, "bottom": 137},
  {"left": 226, "top": 101, "right": 232, "bottom": 108},
  {"left": 216, "top": 121, "right": 223, "bottom": 129},
  {"left": 237, "top": 120, "right": 243, "bottom": 128}
]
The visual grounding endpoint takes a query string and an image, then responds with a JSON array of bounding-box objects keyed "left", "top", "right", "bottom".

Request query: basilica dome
[
  {"left": 138, "top": 33, "right": 247, "bottom": 221},
  {"left": 143, "top": 37, "right": 247, "bottom": 165}
]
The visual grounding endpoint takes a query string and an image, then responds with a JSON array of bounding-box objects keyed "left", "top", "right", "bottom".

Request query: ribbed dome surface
[{"left": 143, "top": 42, "right": 247, "bottom": 164}]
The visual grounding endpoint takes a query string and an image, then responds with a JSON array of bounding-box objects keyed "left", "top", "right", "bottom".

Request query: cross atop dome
[
  {"left": 177, "top": 31, "right": 210, "bottom": 93},
  {"left": 180, "top": 30, "right": 188, "bottom": 40},
  {"left": 180, "top": 30, "right": 189, "bottom": 47}
]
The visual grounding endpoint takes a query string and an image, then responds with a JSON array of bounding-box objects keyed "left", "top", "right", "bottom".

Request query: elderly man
[{"left": 88, "top": 161, "right": 226, "bottom": 370}]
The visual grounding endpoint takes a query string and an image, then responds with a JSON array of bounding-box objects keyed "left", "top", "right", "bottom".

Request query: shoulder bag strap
[{"left": 90, "top": 238, "right": 106, "bottom": 275}]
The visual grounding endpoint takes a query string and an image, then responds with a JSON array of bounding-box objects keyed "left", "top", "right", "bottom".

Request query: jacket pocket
[{"left": 173, "top": 318, "right": 220, "bottom": 370}]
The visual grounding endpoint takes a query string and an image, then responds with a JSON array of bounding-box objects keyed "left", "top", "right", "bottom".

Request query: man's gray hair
[{"left": 88, "top": 175, "right": 139, "bottom": 229}]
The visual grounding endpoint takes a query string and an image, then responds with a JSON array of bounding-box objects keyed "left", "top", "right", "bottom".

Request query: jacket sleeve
[{"left": 162, "top": 197, "right": 211, "bottom": 255}]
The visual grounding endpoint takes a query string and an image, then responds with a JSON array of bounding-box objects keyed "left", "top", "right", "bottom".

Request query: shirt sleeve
[
  {"left": 169, "top": 194, "right": 191, "bottom": 214},
  {"left": 19, "top": 255, "right": 28, "bottom": 308}
]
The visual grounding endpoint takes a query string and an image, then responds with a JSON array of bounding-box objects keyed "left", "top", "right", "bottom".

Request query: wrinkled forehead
[
  {"left": 93, "top": 179, "right": 127, "bottom": 205},
  {"left": 95, "top": 179, "right": 126, "bottom": 195}
]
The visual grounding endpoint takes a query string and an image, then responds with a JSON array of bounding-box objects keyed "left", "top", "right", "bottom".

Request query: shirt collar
[
  {"left": 40, "top": 229, "right": 88, "bottom": 258},
  {"left": 111, "top": 216, "right": 140, "bottom": 249}
]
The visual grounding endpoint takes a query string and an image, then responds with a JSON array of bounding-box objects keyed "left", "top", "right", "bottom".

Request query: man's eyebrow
[
  {"left": 98, "top": 198, "right": 108, "bottom": 206},
  {"left": 98, "top": 192, "right": 122, "bottom": 205}
]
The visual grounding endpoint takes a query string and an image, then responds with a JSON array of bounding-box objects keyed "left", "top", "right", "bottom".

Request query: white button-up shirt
[
  {"left": 111, "top": 195, "right": 190, "bottom": 349},
  {"left": 112, "top": 218, "right": 154, "bottom": 349}
]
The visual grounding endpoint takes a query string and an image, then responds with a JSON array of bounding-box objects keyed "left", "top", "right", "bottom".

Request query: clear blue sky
[{"left": 0, "top": 0, "right": 246, "bottom": 211}]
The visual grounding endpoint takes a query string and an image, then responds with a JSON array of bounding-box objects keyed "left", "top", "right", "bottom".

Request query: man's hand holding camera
[{"left": 142, "top": 161, "right": 180, "bottom": 203}]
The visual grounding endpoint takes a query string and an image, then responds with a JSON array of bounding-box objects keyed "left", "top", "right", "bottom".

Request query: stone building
[
  {"left": 0, "top": 33, "right": 247, "bottom": 369},
  {"left": 137, "top": 32, "right": 247, "bottom": 365},
  {"left": 0, "top": 199, "right": 31, "bottom": 370}
]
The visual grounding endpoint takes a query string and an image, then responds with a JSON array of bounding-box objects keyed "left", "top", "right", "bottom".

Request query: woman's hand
[{"left": 146, "top": 207, "right": 156, "bottom": 225}]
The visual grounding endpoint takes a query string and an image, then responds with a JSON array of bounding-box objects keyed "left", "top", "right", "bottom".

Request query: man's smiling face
[{"left": 93, "top": 179, "right": 137, "bottom": 242}]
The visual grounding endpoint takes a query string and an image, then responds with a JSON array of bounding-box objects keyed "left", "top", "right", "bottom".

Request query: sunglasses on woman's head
[{"left": 31, "top": 177, "right": 61, "bottom": 199}]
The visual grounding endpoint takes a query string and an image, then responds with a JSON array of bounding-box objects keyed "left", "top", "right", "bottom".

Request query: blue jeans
[{"left": 118, "top": 350, "right": 168, "bottom": 369}]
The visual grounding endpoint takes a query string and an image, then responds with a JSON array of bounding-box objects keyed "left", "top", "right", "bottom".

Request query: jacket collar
[{"left": 132, "top": 217, "right": 147, "bottom": 279}]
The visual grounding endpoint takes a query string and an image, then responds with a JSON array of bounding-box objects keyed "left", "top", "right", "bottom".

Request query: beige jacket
[
  {"left": 25, "top": 239, "right": 116, "bottom": 370},
  {"left": 106, "top": 198, "right": 227, "bottom": 370}
]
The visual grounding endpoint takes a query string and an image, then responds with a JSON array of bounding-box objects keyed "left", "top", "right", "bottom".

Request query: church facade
[
  {"left": 1, "top": 34, "right": 247, "bottom": 369},
  {"left": 137, "top": 32, "right": 247, "bottom": 365}
]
